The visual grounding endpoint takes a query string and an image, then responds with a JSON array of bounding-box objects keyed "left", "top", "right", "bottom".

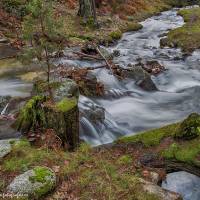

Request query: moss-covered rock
[
  {"left": 174, "top": 113, "right": 200, "bottom": 140},
  {"left": 16, "top": 80, "right": 80, "bottom": 149},
  {"left": 7, "top": 166, "right": 56, "bottom": 199}
]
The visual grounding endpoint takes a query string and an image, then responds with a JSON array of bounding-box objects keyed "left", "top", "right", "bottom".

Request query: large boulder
[
  {"left": 174, "top": 113, "right": 200, "bottom": 140},
  {"left": 7, "top": 166, "right": 56, "bottom": 199}
]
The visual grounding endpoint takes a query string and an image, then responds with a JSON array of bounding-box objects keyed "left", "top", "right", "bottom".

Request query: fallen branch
[
  {"left": 95, "top": 46, "right": 114, "bottom": 75},
  {"left": 73, "top": 51, "right": 103, "bottom": 60}
]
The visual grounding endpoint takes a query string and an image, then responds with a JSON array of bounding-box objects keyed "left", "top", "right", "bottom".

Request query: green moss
[
  {"left": 117, "top": 155, "right": 133, "bottom": 165},
  {"left": 109, "top": 30, "right": 122, "bottom": 40},
  {"left": 117, "top": 123, "right": 178, "bottom": 147},
  {"left": 165, "top": 7, "right": 200, "bottom": 53},
  {"left": 29, "top": 166, "right": 55, "bottom": 198},
  {"left": 56, "top": 97, "right": 77, "bottom": 112},
  {"left": 30, "top": 166, "right": 54, "bottom": 183},
  {"left": 162, "top": 138, "right": 200, "bottom": 166}
]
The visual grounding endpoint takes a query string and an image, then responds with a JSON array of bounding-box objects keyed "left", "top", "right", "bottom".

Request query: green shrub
[{"left": 1, "top": 0, "right": 29, "bottom": 18}]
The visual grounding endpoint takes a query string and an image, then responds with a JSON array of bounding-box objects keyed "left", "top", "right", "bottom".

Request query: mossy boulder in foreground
[
  {"left": 174, "top": 113, "right": 200, "bottom": 140},
  {"left": 15, "top": 80, "right": 80, "bottom": 149},
  {"left": 7, "top": 166, "right": 56, "bottom": 199}
]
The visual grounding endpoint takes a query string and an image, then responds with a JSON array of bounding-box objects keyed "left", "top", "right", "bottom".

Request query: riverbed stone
[
  {"left": 124, "top": 64, "right": 158, "bottom": 91},
  {"left": 7, "top": 166, "right": 56, "bottom": 199},
  {"left": 140, "top": 179, "right": 183, "bottom": 200}
]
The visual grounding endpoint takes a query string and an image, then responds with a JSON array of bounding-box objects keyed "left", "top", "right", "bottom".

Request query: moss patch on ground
[
  {"left": 163, "top": 7, "right": 200, "bottom": 53},
  {"left": 117, "top": 123, "right": 178, "bottom": 147},
  {"left": 162, "top": 137, "right": 200, "bottom": 166}
]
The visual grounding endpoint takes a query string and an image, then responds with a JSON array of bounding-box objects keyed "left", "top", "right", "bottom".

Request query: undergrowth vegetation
[{"left": 163, "top": 7, "right": 200, "bottom": 53}]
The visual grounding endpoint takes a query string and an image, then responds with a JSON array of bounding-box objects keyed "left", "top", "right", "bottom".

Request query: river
[{"left": 78, "top": 7, "right": 200, "bottom": 146}]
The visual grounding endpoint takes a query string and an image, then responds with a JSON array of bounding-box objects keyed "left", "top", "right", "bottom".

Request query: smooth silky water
[{"left": 77, "top": 8, "right": 200, "bottom": 146}]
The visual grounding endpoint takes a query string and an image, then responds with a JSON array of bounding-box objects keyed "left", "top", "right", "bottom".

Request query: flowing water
[{"left": 77, "top": 7, "right": 200, "bottom": 146}]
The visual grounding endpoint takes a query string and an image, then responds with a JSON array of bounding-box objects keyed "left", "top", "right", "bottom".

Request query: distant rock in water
[{"left": 123, "top": 64, "right": 158, "bottom": 91}]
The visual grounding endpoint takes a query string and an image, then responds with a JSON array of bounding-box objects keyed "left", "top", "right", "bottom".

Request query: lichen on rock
[{"left": 7, "top": 166, "right": 56, "bottom": 199}]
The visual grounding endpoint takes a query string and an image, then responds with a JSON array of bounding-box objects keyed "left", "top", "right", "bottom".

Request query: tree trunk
[{"left": 78, "top": 0, "right": 96, "bottom": 23}]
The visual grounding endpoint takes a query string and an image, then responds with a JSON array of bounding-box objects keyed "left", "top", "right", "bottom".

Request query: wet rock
[
  {"left": 124, "top": 64, "right": 158, "bottom": 91},
  {"left": 0, "top": 44, "right": 19, "bottom": 59},
  {"left": 140, "top": 179, "right": 183, "bottom": 200},
  {"left": 160, "top": 37, "right": 170, "bottom": 48},
  {"left": 0, "top": 139, "right": 13, "bottom": 159},
  {"left": 112, "top": 50, "right": 120, "bottom": 57},
  {"left": 158, "top": 33, "right": 167, "bottom": 38},
  {"left": 7, "top": 166, "right": 56, "bottom": 199},
  {"left": 82, "top": 103, "right": 105, "bottom": 123},
  {"left": 174, "top": 113, "right": 200, "bottom": 140}
]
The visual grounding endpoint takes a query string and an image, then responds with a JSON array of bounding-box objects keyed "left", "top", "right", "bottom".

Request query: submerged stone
[
  {"left": 123, "top": 64, "right": 158, "bottom": 91},
  {"left": 174, "top": 113, "right": 200, "bottom": 140},
  {"left": 7, "top": 166, "right": 56, "bottom": 199}
]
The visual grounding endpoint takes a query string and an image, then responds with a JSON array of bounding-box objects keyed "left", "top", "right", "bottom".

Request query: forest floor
[
  {"left": 0, "top": 0, "right": 174, "bottom": 48},
  {"left": 1, "top": 120, "right": 200, "bottom": 199}
]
